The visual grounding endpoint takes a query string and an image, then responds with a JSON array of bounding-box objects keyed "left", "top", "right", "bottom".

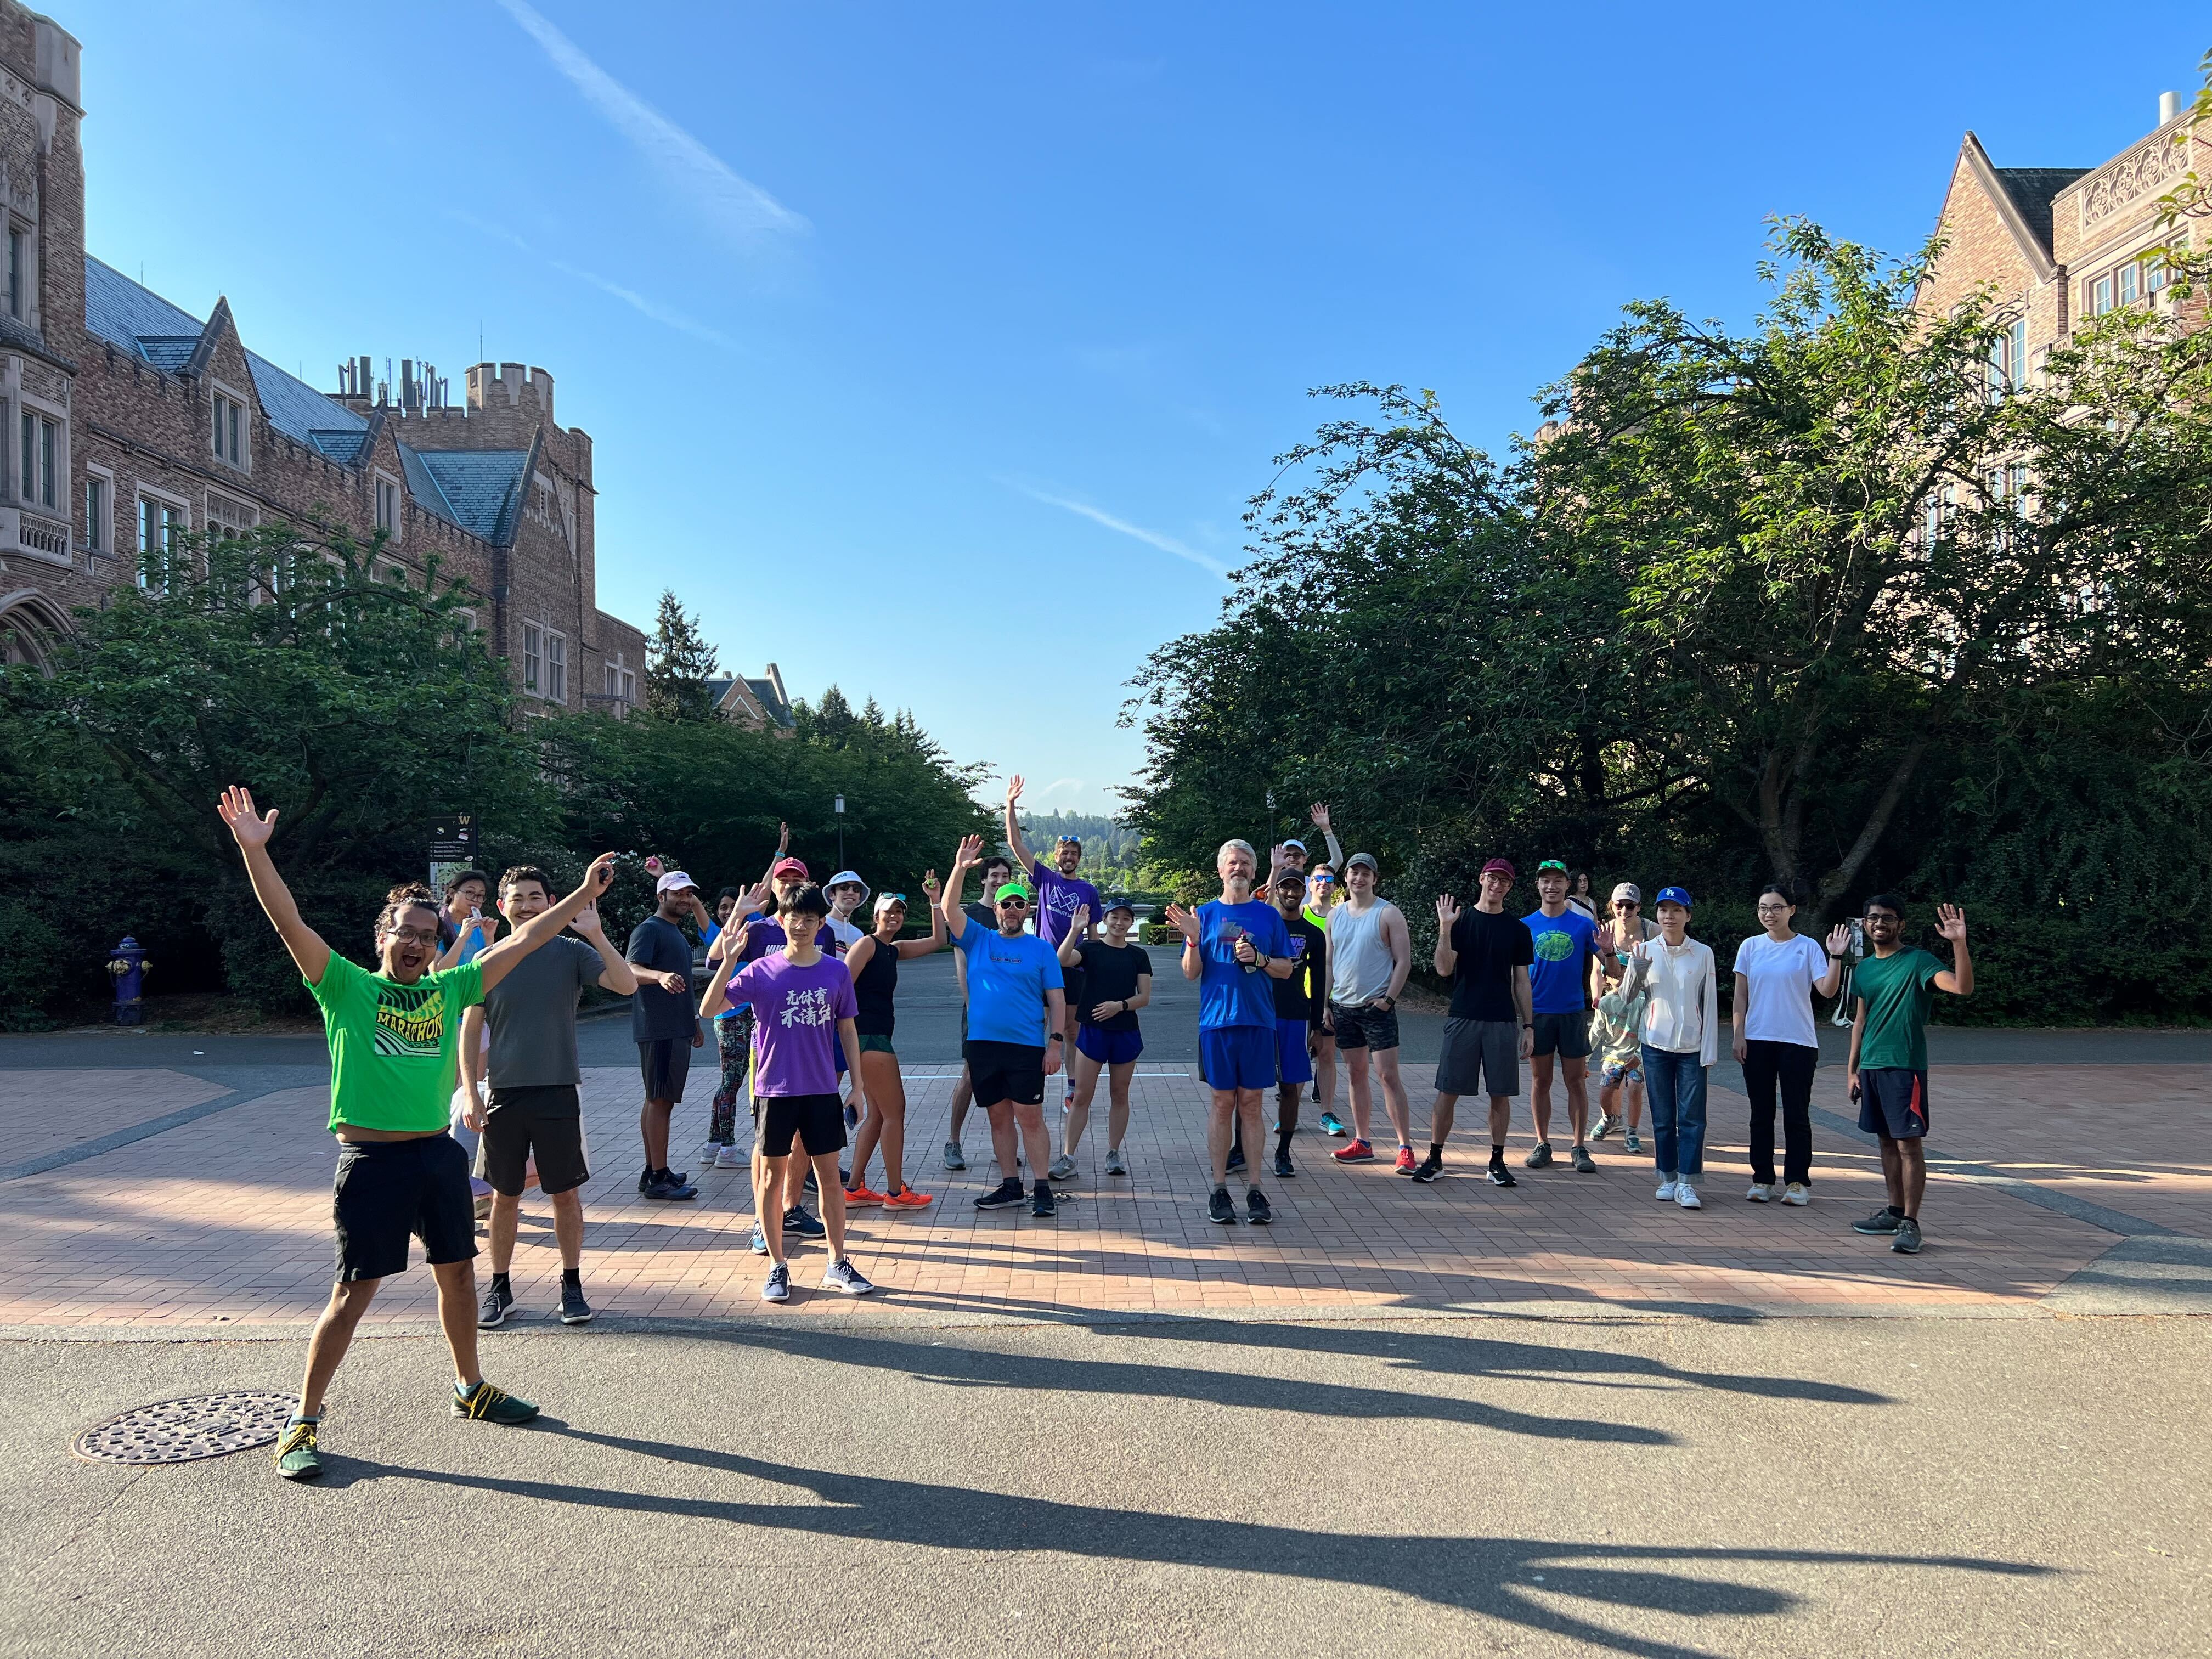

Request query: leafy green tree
[{"left": 644, "top": 589, "right": 720, "bottom": 722}]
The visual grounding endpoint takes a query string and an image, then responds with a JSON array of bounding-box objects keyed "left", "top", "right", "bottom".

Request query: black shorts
[
  {"left": 966, "top": 1039, "right": 1047, "bottom": 1108},
  {"left": 639, "top": 1036, "right": 693, "bottom": 1102},
  {"left": 759, "top": 1092, "right": 848, "bottom": 1158},
  {"left": 1059, "top": 965, "right": 1085, "bottom": 1025},
  {"left": 482, "top": 1084, "right": 591, "bottom": 1197},
  {"left": 1531, "top": 1009, "right": 1591, "bottom": 1060},
  {"left": 331, "top": 1133, "right": 477, "bottom": 1282},
  {"left": 1330, "top": 1001, "right": 1400, "bottom": 1052},
  {"left": 1858, "top": 1068, "right": 1929, "bottom": 1141}
]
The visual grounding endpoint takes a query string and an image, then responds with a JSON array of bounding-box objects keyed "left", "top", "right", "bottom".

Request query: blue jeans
[{"left": 1640, "top": 1046, "right": 1708, "bottom": 1177}]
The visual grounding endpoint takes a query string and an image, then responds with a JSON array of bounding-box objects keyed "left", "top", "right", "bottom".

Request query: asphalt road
[{"left": 4, "top": 1314, "right": 2205, "bottom": 1657}]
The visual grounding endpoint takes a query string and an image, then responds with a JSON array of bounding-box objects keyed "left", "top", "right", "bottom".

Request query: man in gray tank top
[{"left": 1325, "top": 853, "right": 1415, "bottom": 1169}]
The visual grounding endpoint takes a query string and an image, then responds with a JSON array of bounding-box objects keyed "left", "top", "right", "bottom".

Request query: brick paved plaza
[{"left": 3, "top": 1050, "right": 2205, "bottom": 1330}]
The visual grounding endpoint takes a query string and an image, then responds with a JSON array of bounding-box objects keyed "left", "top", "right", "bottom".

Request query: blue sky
[{"left": 78, "top": 2, "right": 2208, "bottom": 815}]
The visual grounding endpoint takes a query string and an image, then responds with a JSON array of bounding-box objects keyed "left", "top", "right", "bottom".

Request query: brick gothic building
[
  {"left": 0, "top": 2, "right": 647, "bottom": 711},
  {"left": 1917, "top": 87, "right": 2210, "bottom": 373}
]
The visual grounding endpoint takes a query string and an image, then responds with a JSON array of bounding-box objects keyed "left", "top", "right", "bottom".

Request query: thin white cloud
[
  {"left": 551, "top": 261, "right": 735, "bottom": 348},
  {"left": 492, "top": 0, "right": 808, "bottom": 245},
  {"left": 1010, "top": 484, "right": 1229, "bottom": 578},
  {"left": 1039, "top": 778, "right": 1084, "bottom": 799}
]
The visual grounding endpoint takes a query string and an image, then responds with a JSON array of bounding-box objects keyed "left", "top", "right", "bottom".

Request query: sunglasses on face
[
  {"left": 997, "top": 898, "right": 1029, "bottom": 910},
  {"left": 1615, "top": 901, "right": 1639, "bottom": 911}
]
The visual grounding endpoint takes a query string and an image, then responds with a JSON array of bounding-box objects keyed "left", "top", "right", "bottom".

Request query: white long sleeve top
[{"left": 1637, "top": 936, "right": 1718, "bottom": 1066}]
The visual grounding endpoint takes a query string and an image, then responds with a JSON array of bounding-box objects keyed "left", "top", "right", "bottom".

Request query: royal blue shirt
[
  {"left": 954, "top": 920, "right": 1066, "bottom": 1046},
  {"left": 1523, "top": 907, "right": 1599, "bottom": 1015},
  {"left": 1196, "top": 899, "right": 1290, "bottom": 1030}
]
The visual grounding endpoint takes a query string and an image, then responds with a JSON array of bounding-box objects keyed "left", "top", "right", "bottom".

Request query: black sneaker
[
  {"left": 558, "top": 1282, "right": 593, "bottom": 1325},
  {"left": 1892, "top": 1218, "right": 1924, "bottom": 1255},
  {"left": 1207, "top": 1187, "right": 1237, "bottom": 1225},
  {"left": 1487, "top": 1161, "right": 1517, "bottom": 1188},
  {"left": 782, "top": 1205, "right": 827, "bottom": 1239},
  {"left": 1247, "top": 1188, "right": 1273, "bottom": 1225},
  {"left": 1410, "top": 1153, "right": 1444, "bottom": 1184},
  {"left": 1031, "top": 1180, "right": 1056, "bottom": 1218},
  {"left": 974, "top": 1177, "right": 1026, "bottom": 1211},
  {"left": 477, "top": 1279, "right": 514, "bottom": 1329},
  {"left": 645, "top": 1172, "right": 698, "bottom": 1201},
  {"left": 1226, "top": 1146, "right": 1246, "bottom": 1173},
  {"left": 1570, "top": 1145, "right": 1598, "bottom": 1174},
  {"left": 803, "top": 1167, "right": 820, "bottom": 1195},
  {"left": 1853, "top": 1205, "right": 1904, "bottom": 1235},
  {"left": 1272, "top": 1148, "right": 1296, "bottom": 1180},
  {"left": 1524, "top": 1142, "right": 1554, "bottom": 1170}
]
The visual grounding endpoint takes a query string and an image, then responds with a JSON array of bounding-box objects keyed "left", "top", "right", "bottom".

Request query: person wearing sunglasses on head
[
  {"left": 941, "top": 834, "right": 1069, "bottom": 1218},
  {"left": 1521, "top": 859, "right": 1602, "bottom": 1175},
  {"left": 842, "top": 878, "right": 947, "bottom": 1210},
  {"left": 943, "top": 851, "right": 1015, "bottom": 1172},
  {"left": 1003, "top": 776, "right": 1101, "bottom": 1115}
]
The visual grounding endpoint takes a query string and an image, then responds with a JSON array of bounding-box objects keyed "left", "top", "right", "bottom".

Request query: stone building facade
[{"left": 0, "top": 2, "right": 646, "bottom": 713}]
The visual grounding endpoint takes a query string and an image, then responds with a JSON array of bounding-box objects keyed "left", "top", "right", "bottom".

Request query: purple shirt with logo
[
  {"left": 1029, "top": 857, "right": 1102, "bottom": 950},
  {"left": 731, "top": 952, "right": 857, "bottom": 1097}
]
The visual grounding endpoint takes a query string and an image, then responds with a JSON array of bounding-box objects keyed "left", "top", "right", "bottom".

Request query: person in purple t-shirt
[
  {"left": 1005, "top": 774, "right": 1099, "bottom": 1107},
  {"left": 702, "top": 884, "right": 874, "bottom": 1305}
]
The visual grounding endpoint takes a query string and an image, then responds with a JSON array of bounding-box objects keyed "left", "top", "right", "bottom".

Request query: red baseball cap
[
  {"left": 1480, "top": 858, "right": 1516, "bottom": 879},
  {"left": 771, "top": 856, "right": 809, "bottom": 880}
]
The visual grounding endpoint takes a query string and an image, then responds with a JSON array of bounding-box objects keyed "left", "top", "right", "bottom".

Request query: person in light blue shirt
[{"left": 1522, "top": 858, "right": 1601, "bottom": 1173}]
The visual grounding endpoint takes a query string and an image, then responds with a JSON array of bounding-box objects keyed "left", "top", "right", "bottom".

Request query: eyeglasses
[
  {"left": 1755, "top": 902, "right": 1791, "bottom": 912},
  {"left": 385, "top": 926, "right": 439, "bottom": 947},
  {"left": 997, "top": 897, "right": 1029, "bottom": 910}
]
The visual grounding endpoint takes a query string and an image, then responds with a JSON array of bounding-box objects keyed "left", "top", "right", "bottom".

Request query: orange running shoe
[
  {"left": 883, "top": 1184, "right": 934, "bottom": 1208},
  {"left": 843, "top": 1184, "right": 888, "bottom": 1206}
]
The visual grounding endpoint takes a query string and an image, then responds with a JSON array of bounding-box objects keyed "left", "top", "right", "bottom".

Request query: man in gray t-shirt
[{"left": 458, "top": 867, "right": 637, "bottom": 1329}]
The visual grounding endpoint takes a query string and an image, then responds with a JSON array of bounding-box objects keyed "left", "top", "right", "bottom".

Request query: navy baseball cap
[{"left": 1654, "top": 885, "right": 1694, "bottom": 909}]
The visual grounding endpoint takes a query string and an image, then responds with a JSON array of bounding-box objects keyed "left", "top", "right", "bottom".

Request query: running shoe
[
  {"left": 1207, "top": 1187, "right": 1237, "bottom": 1225},
  {"left": 1746, "top": 1183, "right": 1774, "bottom": 1203},
  {"left": 883, "top": 1184, "right": 934, "bottom": 1208},
  {"left": 763, "top": 1262, "right": 791, "bottom": 1303},
  {"left": 1782, "top": 1183, "right": 1810, "bottom": 1206},
  {"left": 1571, "top": 1146, "right": 1598, "bottom": 1175},
  {"left": 944, "top": 1141, "right": 967, "bottom": 1171},
  {"left": 1675, "top": 1180, "right": 1702, "bottom": 1210},
  {"left": 558, "top": 1282, "right": 593, "bottom": 1325},
  {"left": 974, "top": 1177, "right": 1025, "bottom": 1210},
  {"left": 1623, "top": 1130, "right": 1643, "bottom": 1154},
  {"left": 1247, "top": 1188, "right": 1273, "bottom": 1225},
  {"left": 1853, "top": 1205, "right": 1904, "bottom": 1235},
  {"left": 715, "top": 1143, "right": 745, "bottom": 1169},
  {"left": 1411, "top": 1153, "right": 1444, "bottom": 1184},
  {"left": 644, "top": 1172, "right": 698, "bottom": 1201},
  {"left": 473, "top": 1188, "right": 492, "bottom": 1222},
  {"left": 1331, "top": 1138, "right": 1376, "bottom": 1164},
  {"left": 1104, "top": 1147, "right": 1127, "bottom": 1176},
  {"left": 1030, "top": 1180, "right": 1057, "bottom": 1219},
  {"left": 782, "top": 1205, "right": 827, "bottom": 1239},
  {"left": 1589, "top": 1113, "right": 1617, "bottom": 1141},
  {"left": 1393, "top": 1145, "right": 1418, "bottom": 1175},
  {"left": 1226, "top": 1146, "right": 1246, "bottom": 1173},
  {"left": 452, "top": 1381, "right": 539, "bottom": 1424},
  {"left": 1487, "top": 1162, "right": 1517, "bottom": 1188},
  {"left": 1047, "top": 1153, "right": 1077, "bottom": 1183},
  {"left": 1273, "top": 1148, "right": 1296, "bottom": 1180},
  {"left": 477, "top": 1279, "right": 514, "bottom": 1329},
  {"left": 1892, "top": 1218, "right": 1924, "bottom": 1255},
  {"left": 272, "top": 1419, "right": 321, "bottom": 1481},
  {"left": 1318, "top": 1111, "right": 1346, "bottom": 1137},
  {"left": 1525, "top": 1142, "right": 1554, "bottom": 1170},
  {"left": 822, "top": 1259, "right": 877, "bottom": 1295},
  {"left": 844, "top": 1184, "right": 888, "bottom": 1206},
  {"left": 637, "top": 1166, "right": 656, "bottom": 1194},
  {"left": 752, "top": 1221, "right": 769, "bottom": 1255},
  {"left": 1655, "top": 1177, "right": 1679, "bottom": 1202}
]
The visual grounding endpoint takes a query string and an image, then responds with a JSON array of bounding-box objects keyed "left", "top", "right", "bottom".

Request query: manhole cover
[{"left": 72, "top": 1391, "right": 299, "bottom": 1464}]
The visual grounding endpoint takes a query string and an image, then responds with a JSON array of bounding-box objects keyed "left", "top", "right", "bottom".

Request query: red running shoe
[
  {"left": 1393, "top": 1144, "right": 1418, "bottom": 1175},
  {"left": 1332, "top": 1138, "right": 1376, "bottom": 1164}
]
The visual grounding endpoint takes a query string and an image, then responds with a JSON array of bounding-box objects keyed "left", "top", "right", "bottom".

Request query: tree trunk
[{"left": 1814, "top": 738, "right": 1929, "bottom": 911}]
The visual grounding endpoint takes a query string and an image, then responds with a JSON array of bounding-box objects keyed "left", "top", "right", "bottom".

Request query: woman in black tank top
[{"left": 843, "top": 874, "right": 947, "bottom": 1209}]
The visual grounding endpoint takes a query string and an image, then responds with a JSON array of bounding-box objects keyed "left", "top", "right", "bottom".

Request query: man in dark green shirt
[{"left": 1846, "top": 894, "right": 1974, "bottom": 1257}]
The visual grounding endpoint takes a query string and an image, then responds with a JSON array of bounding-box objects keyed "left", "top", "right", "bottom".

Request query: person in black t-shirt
[
  {"left": 1262, "top": 871, "right": 1328, "bottom": 1178},
  {"left": 1052, "top": 899, "right": 1152, "bottom": 1181},
  {"left": 1417, "top": 859, "right": 1534, "bottom": 1185}
]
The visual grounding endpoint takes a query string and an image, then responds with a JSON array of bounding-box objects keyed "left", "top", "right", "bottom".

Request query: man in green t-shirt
[
  {"left": 217, "top": 785, "right": 616, "bottom": 1482},
  {"left": 1845, "top": 893, "right": 1973, "bottom": 1257}
]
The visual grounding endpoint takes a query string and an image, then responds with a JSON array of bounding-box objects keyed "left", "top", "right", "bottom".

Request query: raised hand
[
  {"left": 922, "top": 869, "right": 941, "bottom": 900},
  {"left": 1309, "top": 803, "right": 1332, "bottom": 833},
  {"left": 645, "top": 855, "right": 664, "bottom": 877},
  {"left": 776, "top": 821, "right": 791, "bottom": 855},
  {"left": 1435, "top": 893, "right": 1461, "bottom": 930},
  {"left": 572, "top": 902, "right": 604, "bottom": 938},
  {"left": 1825, "top": 923, "right": 1852, "bottom": 957},
  {"left": 953, "top": 833, "right": 983, "bottom": 871},
  {"left": 1068, "top": 903, "right": 1091, "bottom": 935},
  {"left": 585, "top": 852, "right": 618, "bottom": 895},
  {"left": 1006, "top": 774, "right": 1025, "bottom": 805},
  {"left": 216, "top": 786, "right": 277, "bottom": 849},
  {"left": 1163, "top": 902, "right": 1200, "bottom": 944},
  {"left": 1936, "top": 903, "right": 1967, "bottom": 943}
]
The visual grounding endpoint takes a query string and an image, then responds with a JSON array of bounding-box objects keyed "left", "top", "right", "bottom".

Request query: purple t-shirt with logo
[
  {"left": 731, "top": 952, "right": 857, "bottom": 1097},
  {"left": 1029, "top": 857, "right": 1102, "bottom": 950}
]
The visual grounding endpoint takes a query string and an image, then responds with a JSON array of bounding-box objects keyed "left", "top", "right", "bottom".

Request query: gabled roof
[
  {"left": 1995, "top": 167, "right": 2090, "bottom": 257},
  {"left": 404, "top": 447, "right": 528, "bottom": 542},
  {"left": 1950, "top": 135, "right": 2090, "bottom": 283}
]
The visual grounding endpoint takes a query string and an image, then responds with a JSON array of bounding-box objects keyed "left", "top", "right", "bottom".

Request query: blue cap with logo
[{"left": 1654, "top": 885, "right": 1694, "bottom": 909}]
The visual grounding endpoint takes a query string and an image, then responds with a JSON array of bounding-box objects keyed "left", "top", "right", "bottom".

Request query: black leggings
[{"left": 1742, "top": 1039, "right": 1816, "bottom": 1187}]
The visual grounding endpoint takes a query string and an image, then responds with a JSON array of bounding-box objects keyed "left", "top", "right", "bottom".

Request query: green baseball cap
[{"left": 994, "top": 882, "right": 1033, "bottom": 905}]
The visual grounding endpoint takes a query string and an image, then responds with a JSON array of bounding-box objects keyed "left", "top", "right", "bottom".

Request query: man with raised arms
[
  {"left": 944, "top": 850, "right": 1015, "bottom": 1173},
  {"left": 1005, "top": 776, "right": 1099, "bottom": 1113}
]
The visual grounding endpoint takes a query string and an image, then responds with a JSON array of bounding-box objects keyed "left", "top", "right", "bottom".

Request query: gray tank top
[{"left": 1329, "top": 901, "right": 1397, "bottom": 1005}]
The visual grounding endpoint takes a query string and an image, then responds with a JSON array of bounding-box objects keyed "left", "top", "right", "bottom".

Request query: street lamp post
[{"left": 833, "top": 794, "right": 845, "bottom": 868}]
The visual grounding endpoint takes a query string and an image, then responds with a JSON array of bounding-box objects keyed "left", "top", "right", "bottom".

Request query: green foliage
[
  {"left": 1014, "top": 809, "right": 1145, "bottom": 889},
  {"left": 644, "top": 589, "right": 720, "bottom": 722}
]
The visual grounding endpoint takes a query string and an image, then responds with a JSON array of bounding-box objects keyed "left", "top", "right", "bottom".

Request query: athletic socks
[
  {"left": 1276, "top": 1128, "right": 1294, "bottom": 1154},
  {"left": 560, "top": 1268, "right": 581, "bottom": 1288},
  {"left": 1488, "top": 1145, "right": 1506, "bottom": 1168},
  {"left": 1430, "top": 1142, "right": 1446, "bottom": 1162},
  {"left": 490, "top": 1272, "right": 512, "bottom": 1296}
]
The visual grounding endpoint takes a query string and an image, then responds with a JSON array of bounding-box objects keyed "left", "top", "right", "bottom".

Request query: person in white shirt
[
  {"left": 1731, "top": 885, "right": 1850, "bottom": 1206},
  {"left": 1627, "top": 885, "right": 1718, "bottom": 1211}
]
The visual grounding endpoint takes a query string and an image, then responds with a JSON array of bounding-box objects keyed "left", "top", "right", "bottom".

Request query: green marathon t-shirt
[
  {"left": 1853, "top": 947, "right": 1945, "bottom": 1073},
  {"left": 307, "top": 952, "right": 486, "bottom": 1134}
]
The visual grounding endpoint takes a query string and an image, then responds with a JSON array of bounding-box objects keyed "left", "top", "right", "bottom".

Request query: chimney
[{"left": 2160, "top": 90, "right": 2183, "bottom": 127}]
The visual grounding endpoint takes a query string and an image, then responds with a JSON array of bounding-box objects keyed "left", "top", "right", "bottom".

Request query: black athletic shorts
[
  {"left": 759, "top": 1092, "right": 848, "bottom": 1158},
  {"left": 965, "top": 1039, "right": 1047, "bottom": 1108},
  {"left": 331, "top": 1133, "right": 477, "bottom": 1282},
  {"left": 1330, "top": 1000, "right": 1400, "bottom": 1052},
  {"left": 482, "top": 1084, "right": 591, "bottom": 1197},
  {"left": 638, "top": 1036, "right": 693, "bottom": 1102},
  {"left": 1531, "top": 1009, "right": 1592, "bottom": 1060}
]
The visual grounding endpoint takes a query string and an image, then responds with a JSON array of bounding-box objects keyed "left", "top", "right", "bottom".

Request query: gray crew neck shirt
[{"left": 482, "top": 935, "right": 602, "bottom": 1088}]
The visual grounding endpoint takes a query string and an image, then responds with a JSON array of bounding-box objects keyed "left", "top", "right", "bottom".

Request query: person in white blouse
[
  {"left": 1731, "top": 885, "right": 1850, "bottom": 1206},
  {"left": 1627, "top": 885, "right": 1718, "bottom": 1210}
]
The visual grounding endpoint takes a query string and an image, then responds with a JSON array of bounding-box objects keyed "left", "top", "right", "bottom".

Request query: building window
[
  {"left": 522, "top": 623, "right": 541, "bottom": 692},
  {"left": 137, "top": 495, "right": 185, "bottom": 591},
  {"left": 545, "top": 631, "right": 566, "bottom": 703},
  {"left": 455, "top": 607, "right": 476, "bottom": 634},
  {"left": 2146, "top": 255, "right": 2168, "bottom": 295},
  {"left": 83, "top": 474, "right": 106, "bottom": 553},
  {"left": 2089, "top": 274, "right": 2113, "bottom": 317},
  {"left": 7, "top": 227, "right": 24, "bottom": 320},
  {"left": 621, "top": 667, "right": 635, "bottom": 702},
  {"left": 210, "top": 389, "right": 247, "bottom": 469},
  {"left": 19, "top": 410, "right": 54, "bottom": 509},
  {"left": 374, "top": 473, "right": 400, "bottom": 538},
  {"left": 1986, "top": 317, "right": 2028, "bottom": 401}
]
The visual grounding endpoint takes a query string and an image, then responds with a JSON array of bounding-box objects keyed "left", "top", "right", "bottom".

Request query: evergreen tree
[{"left": 644, "top": 590, "right": 720, "bottom": 722}]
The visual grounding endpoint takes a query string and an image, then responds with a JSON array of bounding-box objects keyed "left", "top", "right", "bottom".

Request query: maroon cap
[
  {"left": 1480, "top": 858, "right": 1516, "bottom": 879},
  {"left": 770, "top": 856, "right": 809, "bottom": 880}
]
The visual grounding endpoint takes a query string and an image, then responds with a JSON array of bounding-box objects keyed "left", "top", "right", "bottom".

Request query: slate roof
[
  {"left": 1994, "top": 167, "right": 2091, "bottom": 256},
  {"left": 406, "top": 447, "right": 527, "bottom": 543}
]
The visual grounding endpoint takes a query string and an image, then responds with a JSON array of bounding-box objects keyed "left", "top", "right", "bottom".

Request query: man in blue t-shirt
[
  {"left": 940, "top": 834, "right": 1068, "bottom": 1219},
  {"left": 1004, "top": 775, "right": 1101, "bottom": 1110},
  {"left": 1165, "top": 838, "right": 1293, "bottom": 1228},
  {"left": 1522, "top": 858, "right": 1601, "bottom": 1173}
]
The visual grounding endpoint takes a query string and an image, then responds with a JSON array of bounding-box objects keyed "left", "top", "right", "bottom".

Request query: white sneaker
[
  {"left": 715, "top": 1143, "right": 745, "bottom": 1169},
  {"left": 1782, "top": 1182, "right": 1810, "bottom": 1206},
  {"left": 1655, "top": 1177, "right": 1679, "bottom": 1202},
  {"left": 1104, "top": 1147, "right": 1127, "bottom": 1176},
  {"left": 1746, "top": 1183, "right": 1773, "bottom": 1203},
  {"left": 1675, "top": 1180, "right": 1702, "bottom": 1210}
]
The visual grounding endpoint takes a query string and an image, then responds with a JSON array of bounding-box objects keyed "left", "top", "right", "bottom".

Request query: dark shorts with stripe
[{"left": 1857, "top": 1068, "right": 1929, "bottom": 1140}]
